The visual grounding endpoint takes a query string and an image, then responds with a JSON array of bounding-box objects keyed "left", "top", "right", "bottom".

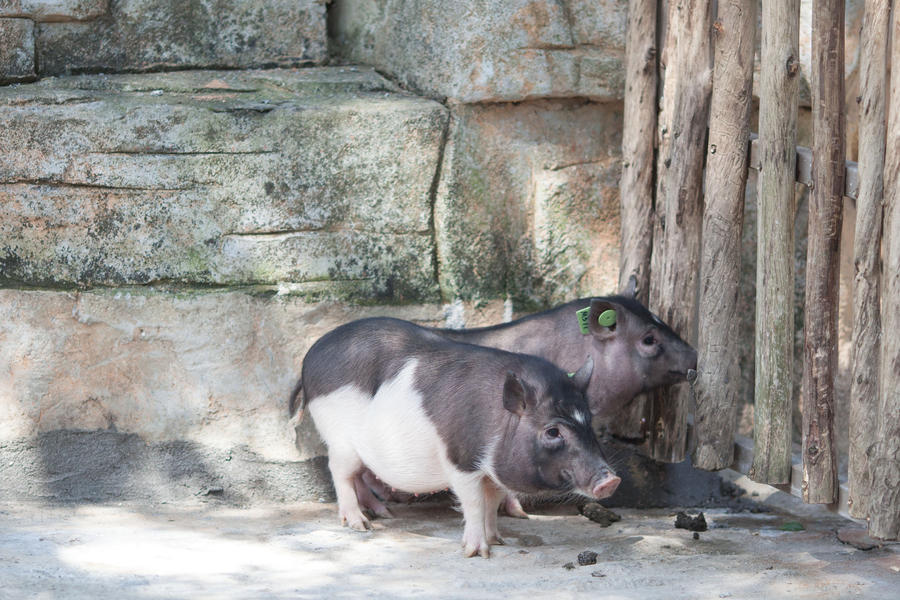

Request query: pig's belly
[{"left": 311, "top": 359, "right": 454, "bottom": 494}]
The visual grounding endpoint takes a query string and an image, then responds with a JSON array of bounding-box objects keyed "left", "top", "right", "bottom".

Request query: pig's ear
[
  {"left": 503, "top": 371, "right": 535, "bottom": 416},
  {"left": 570, "top": 355, "right": 593, "bottom": 392},
  {"left": 588, "top": 299, "right": 621, "bottom": 341},
  {"left": 621, "top": 275, "right": 638, "bottom": 299}
]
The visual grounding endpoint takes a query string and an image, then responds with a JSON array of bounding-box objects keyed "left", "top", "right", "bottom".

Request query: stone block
[
  {"left": 35, "top": 0, "right": 326, "bottom": 76},
  {"left": 330, "top": 0, "right": 627, "bottom": 103},
  {"left": 0, "top": 69, "right": 449, "bottom": 302},
  {"left": 0, "top": 0, "right": 107, "bottom": 21},
  {"left": 435, "top": 100, "right": 622, "bottom": 310},
  {"left": 0, "top": 17, "right": 35, "bottom": 83},
  {"left": 0, "top": 289, "right": 445, "bottom": 461}
]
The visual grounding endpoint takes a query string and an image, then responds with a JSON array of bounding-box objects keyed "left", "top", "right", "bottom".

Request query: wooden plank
[
  {"left": 848, "top": 0, "right": 888, "bottom": 520},
  {"left": 647, "top": 0, "right": 712, "bottom": 463},
  {"left": 691, "top": 0, "right": 757, "bottom": 471},
  {"left": 609, "top": 0, "right": 659, "bottom": 441},
  {"left": 868, "top": 4, "right": 900, "bottom": 541},
  {"left": 750, "top": 0, "right": 800, "bottom": 485},
  {"left": 801, "top": 0, "right": 845, "bottom": 505}
]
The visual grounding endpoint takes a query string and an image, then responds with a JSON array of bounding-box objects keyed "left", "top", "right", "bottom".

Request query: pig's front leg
[
  {"left": 451, "top": 471, "right": 491, "bottom": 558},
  {"left": 483, "top": 479, "right": 507, "bottom": 545}
]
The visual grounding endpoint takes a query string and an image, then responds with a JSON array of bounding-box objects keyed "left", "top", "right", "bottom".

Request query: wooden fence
[{"left": 617, "top": 0, "right": 900, "bottom": 539}]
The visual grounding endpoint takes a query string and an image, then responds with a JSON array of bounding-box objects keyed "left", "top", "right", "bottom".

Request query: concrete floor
[{"left": 2, "top": 476, "right": 898, "bottom": 600}]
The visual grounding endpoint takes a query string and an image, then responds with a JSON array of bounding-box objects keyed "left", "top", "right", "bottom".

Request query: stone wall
[
  {"left": 0, "top": 0, "right": 327, "bottom": 83},
  {"left": 0, "top": 0, "right": 868, "bottom": 502}
]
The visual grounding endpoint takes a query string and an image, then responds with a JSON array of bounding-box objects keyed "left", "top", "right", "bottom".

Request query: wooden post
[
  {"left": 610, "top": 0, "right": 658, "bottom": 441},
  {"left": 648, "top": 0, "right": 712, "bottom": 463},
  {"left": 868, "top": 5, "right": 900, "bottom": 541},
  {"left": 619, "top": 0, "right": 658, "bottom": 305},
  {"left": 801, "top": 0, "right": 845, "bottom": 505},
  {"left": 691, "top": 0, "right": 757, "bottom": 471},
  {"left": 848, "top": 0, "right": 889, "bottom": 520},
  {"left": 750, "top": 0, "right": 800, "bottom": 485}
]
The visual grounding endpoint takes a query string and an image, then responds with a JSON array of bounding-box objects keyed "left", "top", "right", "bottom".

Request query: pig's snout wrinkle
[{"left": 591, "top": 475, "right": 621, "bottom": 499}]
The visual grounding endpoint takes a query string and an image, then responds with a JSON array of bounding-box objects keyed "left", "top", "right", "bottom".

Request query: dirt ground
[{"left": 1, "top": 473, "right": 898, "bottom": 600}]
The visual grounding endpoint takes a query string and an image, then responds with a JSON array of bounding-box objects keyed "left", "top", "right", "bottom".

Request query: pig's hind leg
[
  {"left": 354, "top": 473, "right": 395, "bottom": 520},
  {"left": 327, "top": 450, "right": 373, "bottom": 532},
  {"left": 501, "top": 495, "right": 529, "bottom": 519}
]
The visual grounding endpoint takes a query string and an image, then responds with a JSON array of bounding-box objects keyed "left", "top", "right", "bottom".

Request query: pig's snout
[{"left": 591, "top": 475, "right": 621, "bottom": 499}]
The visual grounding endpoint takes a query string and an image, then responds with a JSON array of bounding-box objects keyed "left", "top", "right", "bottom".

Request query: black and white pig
[{"left": 296, "top": 317, "right": 620, "bottom": 558}]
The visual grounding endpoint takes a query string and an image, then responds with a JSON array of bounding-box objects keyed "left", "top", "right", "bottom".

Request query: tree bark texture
[
  {"left": 609, "top": 0, "right": 659, "bottom": 441},
  {"left": 801, "top": 0, "right": 845, "bottom": 505},
  {"left": 750, "top": 0, "right": 800, "bottom": 485},
  {"left": 619, "top": 0, "right": 659, "bottom": 306},
  {"left": 848, "top": 0, "right": 888, "bottom": 520},
  {"left": 691, "top": 0, "right": 757, "bottom": 471},
  {"left": 869, "top": 5, "right": 900, "bottom": 541},
  {"left": 648, "top": 0, "right": 713, "bottom": 463}
]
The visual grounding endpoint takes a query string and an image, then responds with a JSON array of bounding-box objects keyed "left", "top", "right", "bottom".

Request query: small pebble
[
  {"left": 693, "top": 532, "right": 700, "bottom": 540},
  {"left": 577, "top": 550, "right": 598, "bottom": 566},
  {"left": 150, "top": 90, "right": 163, "bottom": 97}
]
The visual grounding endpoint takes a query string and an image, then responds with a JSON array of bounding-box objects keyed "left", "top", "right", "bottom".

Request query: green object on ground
[{"left": 779, "top": 521, "right": 805, "bottom": 532}]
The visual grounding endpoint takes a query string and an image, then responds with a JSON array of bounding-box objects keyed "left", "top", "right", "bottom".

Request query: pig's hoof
[
  {"left": 463, "top": 544, "right": 491, "bottom": 559},
  {"left": 501, "top": 496, "right": 530, "bottom": 519},
  {"left": 373, "top": 506, "right": 395, "bottom": 520},
  {"left": 347, "top": 519, "right": 372, "bottom": 532}
]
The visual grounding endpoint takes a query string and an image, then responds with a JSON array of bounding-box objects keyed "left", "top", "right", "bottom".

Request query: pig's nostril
[{"left": 591, "top": 475, "right": 621, "bottom": 499}]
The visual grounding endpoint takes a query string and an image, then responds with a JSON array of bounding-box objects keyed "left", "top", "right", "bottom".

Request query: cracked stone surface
[
  {"left": 0, "top": 68, "right": 448, "bottom": 301},
  {"left": 330, "top": 0, "right": 626, "bottom": 103},
  {"left": 32, "top": 0, "right": 325, "bottom": 76},
  {"left": 0, "top": 17, "right": 35, "bottom": 83},
  {"left": 435, "top": 99, "right": 622, "bottom": 309}
]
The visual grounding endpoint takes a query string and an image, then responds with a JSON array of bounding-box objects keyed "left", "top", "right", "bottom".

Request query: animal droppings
[
  {"left": 674, "top": 511, "right": 708, "bottom": 532},
  {"left": 579, "top": 502, "right": 622, "bottom": 527}
]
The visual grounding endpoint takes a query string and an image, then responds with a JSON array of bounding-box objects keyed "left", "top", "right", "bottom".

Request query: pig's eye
[
  {"left": 547, "top": 427, "right": 560, "bottom": 438},
  {"left": 642, "top": 335, "right": 656, "bottom": 346}
]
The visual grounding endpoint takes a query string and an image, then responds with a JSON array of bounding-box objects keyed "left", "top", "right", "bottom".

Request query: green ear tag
[
  {"left": 575, "top": 307, "right": 591, "bottom": 335},
  {"left": 598, "top": 309, "right": 617, "bottom": 327},
  {"left": 567, "top": 372, "right": 575, "bottom": 378}
]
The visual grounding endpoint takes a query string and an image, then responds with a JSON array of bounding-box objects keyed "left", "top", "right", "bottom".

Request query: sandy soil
[{"left": 2, "top": 487, "right": 898, "bottom": 600}]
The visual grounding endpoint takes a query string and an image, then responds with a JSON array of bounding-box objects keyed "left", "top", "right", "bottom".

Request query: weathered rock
[
  {"left": 330, "top": 0, "right": 626, "bottom": 103},
  {"left": 0, "top": 17, "right": 35, "bottom": 83},
  {"left": 434, "top": 99, "right": 622, "bottom": 310},
  {"left": 0, "top": 0, "right": 108, "bottom": 21},
  {"left": 0, "top": 69, "right": 448, "bottom": 302},
  {"left": 0, "top": 288, "right": 447, "bottom": 461},
  {"left": 33, "top": 0, "right": 326, "bottom": 76}
]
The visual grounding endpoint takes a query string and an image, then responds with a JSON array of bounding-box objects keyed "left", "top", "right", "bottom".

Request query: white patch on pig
[
  {"left": 573, "top": 411, "right": 587, "bottom": 426},
  {"left": 308, "top": 359, "right": 453, "bottom": 494}
]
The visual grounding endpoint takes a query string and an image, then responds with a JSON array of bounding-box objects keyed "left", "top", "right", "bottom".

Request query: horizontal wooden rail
[{"left": 747, "top": 135, "right": 860, "bottom": 200}]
